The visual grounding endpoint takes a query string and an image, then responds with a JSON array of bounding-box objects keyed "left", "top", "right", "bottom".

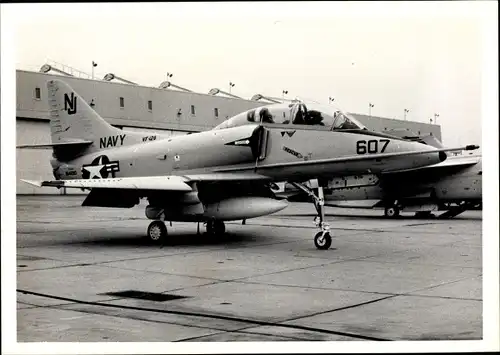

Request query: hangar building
[{"left": 16, "top": 69, "right": 441, "bottom": 194}]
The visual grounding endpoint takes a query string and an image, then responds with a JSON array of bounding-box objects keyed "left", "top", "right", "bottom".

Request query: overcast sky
[{"left": 5, "top": 1, "right": 497, "bottom": 147}]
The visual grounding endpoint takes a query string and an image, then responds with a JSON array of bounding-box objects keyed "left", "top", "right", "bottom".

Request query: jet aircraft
[
  {"left": 214, "top": 104, "right": 481, "bottom": 220},
  {"left": 281, "top": 153, "right": 481, "bottom": 218},
  {"left": 19, "top": 80, "right": 477, "bottom": 249}
]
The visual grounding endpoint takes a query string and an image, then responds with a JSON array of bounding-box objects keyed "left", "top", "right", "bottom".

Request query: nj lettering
[
  {"left": 100, "top": 134, "right": 126, "bottom": 149},
  {"left": 64, "top": 93, "right": 77, "bottom": 115}
]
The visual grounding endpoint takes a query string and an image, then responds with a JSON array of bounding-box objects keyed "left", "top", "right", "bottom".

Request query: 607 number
[{"left": 356, "top": 139, "right": 390, "bottom": 154}]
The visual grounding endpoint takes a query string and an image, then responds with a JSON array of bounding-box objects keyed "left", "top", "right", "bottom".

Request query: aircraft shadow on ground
[{"left": 67, "top": 231, "right": 262, "bottom": 248}]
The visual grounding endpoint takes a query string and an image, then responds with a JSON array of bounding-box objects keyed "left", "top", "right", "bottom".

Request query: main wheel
[
  {"left": 213, "top": 221, "right": 226, "bottom": 235},
  {"left": 314, "top": 232, "right": 332, "bottom": 250},
  {"left": 147, "top": 221, "right": 167, "bottom": 244},
  {"left": 206, "top": 221, "right": 213, "bottom": 235},
  {"left": 384, "top": 206, "right": 400, "bottom": 218},
  {"left": 205, "top": 220, "right": 226, "bottom": 237}
]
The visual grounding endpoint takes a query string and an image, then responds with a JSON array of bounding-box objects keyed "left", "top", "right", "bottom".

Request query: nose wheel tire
[
  {"left": 147, "top": 221, "right": 167, "bottom": 244},
  {"left": 384, "top": 206, "right": 400, "bottom": 218},
  {"left": 314, "top": 232, "right": 332, "bottom": 250}
]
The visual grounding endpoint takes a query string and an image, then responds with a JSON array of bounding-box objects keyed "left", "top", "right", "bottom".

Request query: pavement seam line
[{"left": 16, "top": 289, "right": 390, "bottom": 341}]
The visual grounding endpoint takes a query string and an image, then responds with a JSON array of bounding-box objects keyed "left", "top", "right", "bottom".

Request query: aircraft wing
[
  {"left": 21, "top": 176, "right": 194, "bottom": 191},
  {"left": 21, "top": 173, "right": 271, "bottom": 191}
]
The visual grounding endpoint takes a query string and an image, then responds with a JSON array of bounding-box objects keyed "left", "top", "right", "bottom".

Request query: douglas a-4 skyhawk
[{"left": 18, "top": 80, "right": 478, "bottom": 249}]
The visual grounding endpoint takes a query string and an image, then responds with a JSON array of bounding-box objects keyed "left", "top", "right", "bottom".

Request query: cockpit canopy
[{"left": 214, "top": 102, "right": 366, "bottom": 131}]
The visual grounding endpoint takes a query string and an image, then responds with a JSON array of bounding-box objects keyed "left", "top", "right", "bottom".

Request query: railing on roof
[{"left": 39, "top": 60, "right": 92, "bottom": 79}]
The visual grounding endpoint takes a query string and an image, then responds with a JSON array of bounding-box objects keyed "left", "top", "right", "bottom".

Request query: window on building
[
  {"left": 191, "top": 105, "right": 195, "bottom": 115},
  {"left": 148, "top": 100, "right": 153, "bottom": 111},
  {"left": 214, "top": 108, "right": 219, "bottom": 118},
  {"left": 34, "top": 87, "right": 41, "bottom": 100},
  {"left": 119, "top": 97, "right": 125, "bottom": 108}
]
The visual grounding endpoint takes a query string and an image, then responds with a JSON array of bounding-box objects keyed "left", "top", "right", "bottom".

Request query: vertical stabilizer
[{"left": 47, "top": 79, "right": 123, "bottom": 153}]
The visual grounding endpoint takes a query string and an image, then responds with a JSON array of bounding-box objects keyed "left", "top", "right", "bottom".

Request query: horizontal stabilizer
[{"left": 16, "top": 140, "right": 93, "bottom": 149}]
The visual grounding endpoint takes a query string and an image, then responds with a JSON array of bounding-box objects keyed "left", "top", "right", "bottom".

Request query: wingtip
[{"left": 20, "top": 179, "right": 43, "bottom": 187}]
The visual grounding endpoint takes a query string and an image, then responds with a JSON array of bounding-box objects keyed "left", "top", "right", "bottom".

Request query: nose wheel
[
  {"left": 291, "top": 182, "right": 333, "bottom": 250},
  {"left": 147, "top": 220, "right": 168, "bottom": 244},
  {"left": 314, "top": 231, "right": 332, "bottom": 250}
]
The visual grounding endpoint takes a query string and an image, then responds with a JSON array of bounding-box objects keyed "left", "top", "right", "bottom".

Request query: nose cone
[{"left": 439, "top": 151, "right": 447, "bottom": 162}]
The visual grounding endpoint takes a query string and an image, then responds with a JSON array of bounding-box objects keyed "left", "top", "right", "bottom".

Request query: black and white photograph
[{"left": 1, "top": 1, "right": 498, "bottom": 354}]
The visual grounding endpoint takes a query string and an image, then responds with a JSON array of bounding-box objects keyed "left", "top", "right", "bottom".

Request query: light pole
[
  {"left": 329, "top": 96, "right": 334, "bottom": 104},
  {"left": 369, "top": 103, "right": 374, "bottom": 117},
  {"left": 282, "top": 90, "right": 288, "bottom": 100},
  {"left": 229, "top": 82, "right": 235, "bottom": 94},
  {"left": 434, "top": 113, "right": 439, "bottom": 124},
  {"left": 92, "top": 61, "right": 97, "bottom": 80},
  {"left": 404, "top": 108, "right": 410, "bottom": 120}
]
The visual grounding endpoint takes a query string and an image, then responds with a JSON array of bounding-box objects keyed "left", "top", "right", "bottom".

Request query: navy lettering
[{"left": 99, "top": 134, "right": 128, "bottom": 149}]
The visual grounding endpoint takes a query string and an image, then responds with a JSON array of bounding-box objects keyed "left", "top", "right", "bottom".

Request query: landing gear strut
[
  {"left": 291, "top": 182, "right": 332, "bottom": 250},
  {"left": 147, "top": 220, "right": 168, "bottom": 244}
]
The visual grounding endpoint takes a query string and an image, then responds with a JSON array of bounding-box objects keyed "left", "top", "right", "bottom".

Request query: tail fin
[{"left": 48, "top": 79, "right": 123, "bottom": 153}]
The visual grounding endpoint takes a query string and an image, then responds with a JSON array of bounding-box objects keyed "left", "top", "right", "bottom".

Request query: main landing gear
[
  {"left": 147, "top": 220, "right": 168, "bottom": 244},
  {"left": 146, "top": 219, "right": 227, "bottom": 245},
  {"left": 384, "top": 203, "right": 400, "bottom": 218},
  {"left": 291, "top": 182, "right": 332, "bottom": 250},
  {"left": 205, "top": 220, "right": 226, "bottom": 236}
]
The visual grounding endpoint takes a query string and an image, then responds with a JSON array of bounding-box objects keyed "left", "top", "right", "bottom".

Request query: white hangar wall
[{"left": 16, "top": 69, "right": 441, "bottom": 194}]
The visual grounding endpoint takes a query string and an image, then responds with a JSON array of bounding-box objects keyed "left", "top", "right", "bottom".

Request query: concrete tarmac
[{"left": 16, "top": 195, "right": 482, "bottom": 342}]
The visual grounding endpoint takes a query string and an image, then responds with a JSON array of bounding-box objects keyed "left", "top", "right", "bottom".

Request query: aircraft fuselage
[{"left": 53, "top": 124, "right": 443, "bottom": 182}]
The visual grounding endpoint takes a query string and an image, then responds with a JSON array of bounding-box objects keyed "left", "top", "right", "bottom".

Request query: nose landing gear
[{"left": 291, "top": 182, "right": 332, "bottom": 250}]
